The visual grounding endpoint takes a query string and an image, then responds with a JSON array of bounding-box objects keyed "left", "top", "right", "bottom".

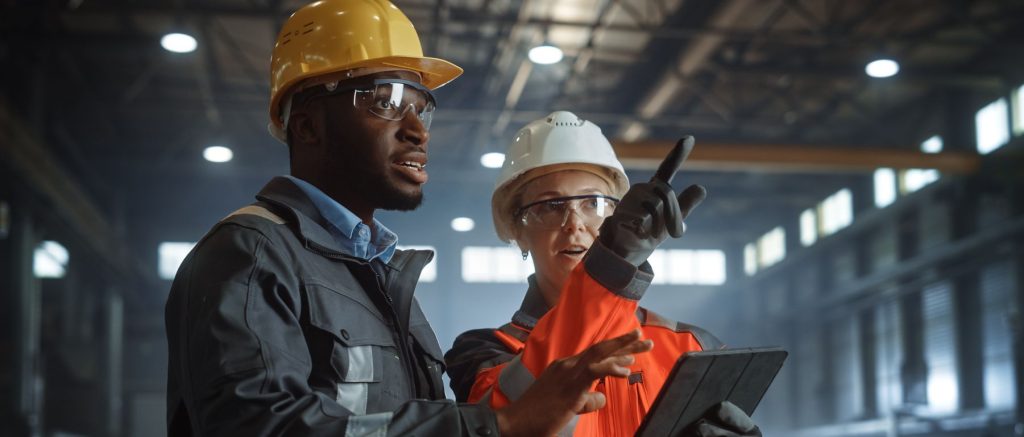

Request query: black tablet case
[{"left": 635, "top": 347, "right": 788, "bottom": 437}]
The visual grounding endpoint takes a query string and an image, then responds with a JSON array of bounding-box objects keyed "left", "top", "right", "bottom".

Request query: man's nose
[{"left": 397, "top": 105, "right": 429, "bottom": 146}]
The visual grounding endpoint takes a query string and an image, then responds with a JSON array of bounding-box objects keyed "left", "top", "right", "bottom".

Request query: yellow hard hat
[{"left": 268, "top": 0, "right": 463, "bottom": 139}]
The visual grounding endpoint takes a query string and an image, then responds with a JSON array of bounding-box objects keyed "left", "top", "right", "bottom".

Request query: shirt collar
[
  {"left": 511, "top": 275, "right": 552, "bottom": 329},
  {"left": 283, "top": 175, "right": 398, "bottom": 263}
]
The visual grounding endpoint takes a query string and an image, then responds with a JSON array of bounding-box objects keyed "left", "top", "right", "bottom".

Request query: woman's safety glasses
[
  {"left": 516, "top": 194, "right": 620, "bottom": 229},
  {"left": 303, "top": 78, "right": 437, "bottom": 130}
]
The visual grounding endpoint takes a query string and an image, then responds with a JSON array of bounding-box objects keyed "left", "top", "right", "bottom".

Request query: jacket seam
[{"left": 243, "top": 233, "right": 274, "bottom": 394}]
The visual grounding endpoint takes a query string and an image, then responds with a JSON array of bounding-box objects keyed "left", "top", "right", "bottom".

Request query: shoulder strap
[
  {"left": 497, "top": 322, "right": 530, "bottom": 343},
  {"left": 637, "top": 307, "right": 726, "bottom": 350}
]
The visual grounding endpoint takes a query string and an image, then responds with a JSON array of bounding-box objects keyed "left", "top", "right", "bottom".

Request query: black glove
[
  {"left": 597, "top": 136, "right": 706, "bottom": 266},
  {"left": 684, "top": 401, "right": 762, "bottom": 437}
]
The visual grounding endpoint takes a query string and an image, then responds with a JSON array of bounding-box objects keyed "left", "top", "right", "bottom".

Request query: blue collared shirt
[{"left": 284, "top": 175, "right": 398, "bottom": 263}]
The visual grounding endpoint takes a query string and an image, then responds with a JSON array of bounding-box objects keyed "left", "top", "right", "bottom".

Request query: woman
[{"left": 445, "top": 111, "right": 758, "bottom": 436}]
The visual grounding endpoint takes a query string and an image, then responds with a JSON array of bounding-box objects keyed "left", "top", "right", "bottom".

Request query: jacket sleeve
[
  {"left": 472, "top": 240, "right": 654, "bottom": 408},
  {"left": 165, "top": 223, "right": 497, "bottom": 437},
  {"left": 445, "top": 329, "right": 519, "bottom": 402}
]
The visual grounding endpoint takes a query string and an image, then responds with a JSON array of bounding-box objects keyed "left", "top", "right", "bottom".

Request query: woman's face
[{"left": 514, "top": 170, "right": 614, "bottom": 289}]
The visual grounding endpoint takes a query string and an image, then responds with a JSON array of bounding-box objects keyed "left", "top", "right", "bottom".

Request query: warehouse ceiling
[{"left": 2, "top": 0, "right": 1023, "bottom": 280}]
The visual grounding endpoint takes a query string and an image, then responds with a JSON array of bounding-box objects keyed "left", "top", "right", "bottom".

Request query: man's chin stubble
[{"left": 377, "top": 187, "right": 423, "bottom": 211}]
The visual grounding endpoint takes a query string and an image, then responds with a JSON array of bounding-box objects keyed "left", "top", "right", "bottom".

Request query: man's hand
[
  {"left": 495, "top": 329, "right": 654, "bottom": 437},
  {"left": 684, "top": 401, "right": 762, "bottom": 437},
  {"left": 598, "top": 136, "right": 707, "bottom": 266}
]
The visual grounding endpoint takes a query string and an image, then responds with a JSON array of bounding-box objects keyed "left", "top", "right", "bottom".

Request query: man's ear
[{"left": 287, "top": 108, "right": 321, "bottom": 148}]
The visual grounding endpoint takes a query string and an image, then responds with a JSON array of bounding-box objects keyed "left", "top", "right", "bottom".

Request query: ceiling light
[
  {"left": 528, "top": 45, "right": 563, "bottom": 65},
  {"left": 480, "top": 152, "right": 505, "bottom": 169},
  {"left": 865, "top": 58, "right": 899, "bottom": 78},
  {"left": 451, "top": 217, "right": 475, "bottom": 232},
  {"left": 203, "top": 146, "right": 233, "bottom": 163},
  {"left": 161, "top": 32, "right": 197, "bottom": 53}
]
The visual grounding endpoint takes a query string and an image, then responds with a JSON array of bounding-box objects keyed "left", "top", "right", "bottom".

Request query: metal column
[
  {"left": 1, "top": 197, "right": 42, "bottom": 437},
  {"left": 103, "top": 288, "right": 125, "bottom": 437}
]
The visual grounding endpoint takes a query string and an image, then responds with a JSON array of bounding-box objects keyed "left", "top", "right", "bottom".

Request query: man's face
[{"left": 315, "top": 70, "right": 431, "bottom": 211}]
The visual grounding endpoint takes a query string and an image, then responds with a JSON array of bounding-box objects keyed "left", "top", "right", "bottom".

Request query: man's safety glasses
[
  {"left": 302, "top": 79, "right": 437, "bottom": 130},
  {"left": 516, "top": 194, "right": 620, "bottom": 229}
]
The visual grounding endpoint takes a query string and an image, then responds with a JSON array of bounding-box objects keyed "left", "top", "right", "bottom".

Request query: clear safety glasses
[
  {"left": 516, "top": 194, "right": 620, "bottom": 230},
  {"left": 305, "top": 79, "right": 437, "bottom": 130}
]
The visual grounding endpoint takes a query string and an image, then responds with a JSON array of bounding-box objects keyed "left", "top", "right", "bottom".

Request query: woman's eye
[{"left": 540, "top": 202, "right": 564, "bottom": 212}]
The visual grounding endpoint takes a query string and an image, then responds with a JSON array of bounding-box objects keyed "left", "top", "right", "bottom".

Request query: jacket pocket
[{"left": 306, "top": 283, "right": 395, "bottom": 415}]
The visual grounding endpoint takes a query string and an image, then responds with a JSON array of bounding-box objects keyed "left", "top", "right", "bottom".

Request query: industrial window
[
  {"left": 753, "top": 226, "right": 786, "bottom": 272},
  {"left": 873, "top": 168, "right": 897, "bottom": 208},
  {"left": 923, "top": 282, "right": 959, "bottom": 414},
  {"left": 981, "top": 262, "right": 1016, "bottom": 409},
  {"left": 743, "top": 243, "right": 757, "bottom": 276},
  {"left": 397, "top": 245, "right": 437, "bottom": 283},
  {"left": 796, "top": 331, "right": 827, "bottom": 426},
  {"left": 799, "top": 208, "right": 817, "bottom": 246},
  {"left": 875, "top": 299, "right": 904, "bottom": 412},
  {"left": 975, "top": 98, "right": 1010, "bottom": 154},
  {"left": 1013, "top": 84, "right": 1024, "bottom": 136},
  {"left": 920, "top": 135, "right": 943, "bottom": 153},
  {"left": 832, "top": 317, "right": 864, "bottom": 421},
  {"left": 901, "top": 169, "right": 940, "bottom": 194},
  {"left": 158, "top": 242, "right": 196, "bottom": 280},
  {"left": 647, "top": 249, "right": 726, "bottom": 285},
  {"left": 819, "top": 188, "right": 853, "bottom": 237},
  {"left": 34, "top": 240, "right": 69, "bottom": 279},
  {"left": 461, "top": 246, "right": 534, "bottom": 283},
  {"left": 743, "top": 227, "right": 785, "bottom": 276},
  {"left": 901, "top": 135, "right": 942, "bottom": 194}
]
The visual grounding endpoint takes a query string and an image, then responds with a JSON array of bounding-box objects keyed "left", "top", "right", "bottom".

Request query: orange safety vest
[{"left": 446, "top": 262, "right": 724, "bottom": 436}]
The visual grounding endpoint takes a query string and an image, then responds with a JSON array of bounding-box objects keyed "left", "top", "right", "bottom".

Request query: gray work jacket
[{"left": 165, "top": 176, "right": 498, "bottom": 436}]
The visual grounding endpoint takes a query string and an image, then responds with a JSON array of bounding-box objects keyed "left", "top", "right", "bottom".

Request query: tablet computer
[{"left": 635, "top": 347, "right": 788, "bottom": 437}]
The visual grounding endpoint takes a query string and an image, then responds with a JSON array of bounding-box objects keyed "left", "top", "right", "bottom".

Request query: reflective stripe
[
  {"left": 346, "top": 345, "right": 375, "bottom": 381},
  {"left": 344, "top": 411, "right": 392, "bottom": 437},
  {"left": 337, "top": 346, "right": 374, "bottom": 414},
  {"left": 336, "top": 382, "right": 369, "bottom": 415},
  {"left": 223, "top": 205, "right": 286, "bottom": 224},
  {"left": 497, "top": 355, "right": 535, "bottom": 402},
  {"left": 557, "top": 416, "right": 579, "bottom": 437},
  {"left": 478, "top": 387, "right": 494, "bottom": 406}
]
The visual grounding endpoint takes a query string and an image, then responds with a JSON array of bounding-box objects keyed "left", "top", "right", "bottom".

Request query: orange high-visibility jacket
[{"left": 445, "top": 241, "right": 724, "bottom": 436}]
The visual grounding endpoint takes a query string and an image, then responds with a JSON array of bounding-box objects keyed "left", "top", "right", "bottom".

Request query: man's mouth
[
  {"left": 392, "top": 158, "right": 428, "bottom": 184},
  {"left": 396, "top": 161, "right": 425, "bottom": 170}
]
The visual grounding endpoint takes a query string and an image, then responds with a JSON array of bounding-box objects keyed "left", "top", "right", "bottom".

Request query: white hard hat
[{"left": 491, "top": 111, "right": 629, "bottom": 243}]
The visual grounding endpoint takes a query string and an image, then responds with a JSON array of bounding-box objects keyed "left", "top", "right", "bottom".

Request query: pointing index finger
[{"left": 651, "top": 136, "right": 695, "bottom": 185}]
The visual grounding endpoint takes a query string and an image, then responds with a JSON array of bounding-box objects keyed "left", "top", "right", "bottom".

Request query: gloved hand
[
  {"left": 597, "top": 136, "right": 707, "bottom": 266},
  {"left": 683, "top": 401, "right": 762, "bottom": 437}
]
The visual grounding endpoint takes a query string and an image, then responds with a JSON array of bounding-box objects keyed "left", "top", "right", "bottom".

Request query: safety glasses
[
  {"left": 303, "top": 78, "right": 437, "bottom": 130},
  {"left": 516, "top": 194, "right": 620, "bottom": 230}
]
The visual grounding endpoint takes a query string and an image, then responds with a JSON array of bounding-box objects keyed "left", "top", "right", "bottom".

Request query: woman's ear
[
  {"left": 513, "top": 239, "right": 530, "bottom": 260},
  {"left": 512, "top": 234, "right": 530, "bottom": 255}
]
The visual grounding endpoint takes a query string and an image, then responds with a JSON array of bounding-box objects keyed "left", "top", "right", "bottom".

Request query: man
[{"left": 164, "top": 0, "right": 651, "bottom": 435}]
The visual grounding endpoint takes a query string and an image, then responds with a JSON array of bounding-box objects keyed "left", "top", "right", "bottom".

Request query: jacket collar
[
  {"left": 254, "top": 176, "right": 353, "bottom": 257},
  {"left": 511, "top": 275, "right": 552, "bottom": 329}
]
